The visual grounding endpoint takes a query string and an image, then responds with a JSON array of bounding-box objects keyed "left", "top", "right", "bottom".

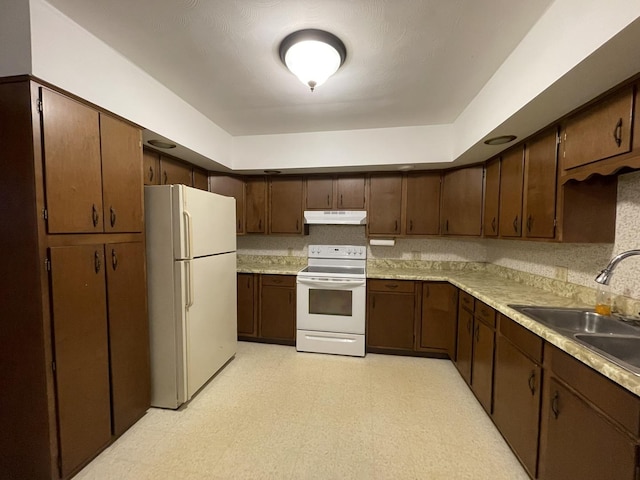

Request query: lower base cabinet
[
  {"left": 418, "top": 282, "right": 458, "bottom": 356},
  {"left": 366, "top": 280, "right": 417, "bottom": 351},
  {"left": 259, "top": 275, "right": 296, "bottom": 343},
  {"left": 471, "top": 316, "right": 495, "bottom": 414},
  {"left": 455, "top": 305, "right": 474, "bottom": 384},
  {"left": 237, "top": 273, "right": 257, "bottom": 337}
]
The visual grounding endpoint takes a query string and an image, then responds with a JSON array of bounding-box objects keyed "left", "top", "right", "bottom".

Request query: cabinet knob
[
  {"left": 491, "top": 217, "right": 496, "bottom": 233},
  {"left": 163, "top": 171, "right": 168, "bottom": 185},
  {"left": 327, "top": 195, "right": 330, "bottom": 207},
  {"left": 528, "top": 371, "right": 536, "bottom": 395},
  {"left": 512, "top": 215, "right": 518, "bottom": 233},
  {"left": 409, "top": 220, "right": 413, "bottom": 232},
  {"left": 394, "top": 220, "right": 398, "bottom": 232},
  {"left": 91, "top": 204, "right": 99, "bottom": 228},
  {"left": 613, "top": 118, "right": 623, "bottom": 147},
  {"left": 94, "top": 251, "right": 101, "bottom": 273},
  {"left": 551, "top": 391, "right": 560, "bottom": 419},
  {"left": 149, "top": 166, "right": 154, "bottom": 182},
  {"left": 111, "top": 248, "right": 118, "bottom": 271},
  {"left": 526, "top": 214, "right": 532, "bottom": 233},
  {"left": 340, "top": 194, "right": 343, "bottom": 207},
  {"left": 110, "top": 207, "right": 117, "bottom": 228}
]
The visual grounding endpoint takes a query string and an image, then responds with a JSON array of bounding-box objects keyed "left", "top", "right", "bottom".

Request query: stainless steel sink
[
  {"left": 508, "top": 306, "right": 639, "bottom": 335},
  {"left": 574, "top": 334, "right": 640, "bottom": 374},
  {"left": 509, "top": 305, "right": 640, "bottom": 375}
]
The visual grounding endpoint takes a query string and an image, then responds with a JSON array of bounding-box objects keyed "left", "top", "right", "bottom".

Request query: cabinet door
[
  {"left": 193, "top": 168, "right": 209, "bottom": 191},
  {"left": 143, "top": 149, "right": 160, "bottom": 185},
  {"left": 455, "top": 308, "right": 473, "bottom": 384},
  {"left": 419, "top": 283, "right": 458, "bottom": 356},
  {"left": 270, "top": 177, "right": 303, "bottom": 234},
  {"left": 406, "top": 172, "right": 441, "bottom": 235},
  {"left": 105, "top": 242, "right": 150, "bottom": 437},
  {"left": 306, "top": 176, "right": 334, "bottom": 209},
  {"left": 210, "top": 175, "right": 246, "bottom": 234},
  {"left": 539, "top": 378, "right": 638, "bottom": 480},
  {"left": 493, "top": 336, "right": 541, "bottom": 477},
  {"left": 471, "top": 319, "right": 495, "bottom": 413},
  {"left": 524, "top": 130, "right": 557, "bottom": 239},
  {"left": 562, "top": 86, "right": 634, "bottom": 171},
  {"left": 368, "top": 174, "right": 402, "bottom": 235},
  {"left": 499, "top": 147, "right": 524, "bottom": 237},
  {"left": 237, "top": 273, "right": 256, "bottom": 336},
  {"left": 260, "top": 284, "right": 295, "bottom": 341},
  {"left": 483, "top": 157, "right": 500, "bottom": 237},
  {"left": 245, "top": 177, "right": 267, "bottom": 233},
  {"left": 49, "top": 245, "right": 111, "bottom": 478},
  {"left": 160, "top": 156, "right": 192, "bottom": 185},
  {"left": 367, "top": 291, "right": 415, "bottom": 350},
  {"left": 441, "top": 166, "right": 483, "bottom": 236},
  {"left": 100, "top": 114, "right": 143, "bottom": 233},
  {"left": 41, "top": 88, "right": 103, "bottom": 233},
  {"left": 337, "top": 175, "right": 366, "bottom": 209}
]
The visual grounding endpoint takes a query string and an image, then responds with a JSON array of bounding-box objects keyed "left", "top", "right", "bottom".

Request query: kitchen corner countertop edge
[{"left": 237, "top": 263, "right": 640, "bottom": 396}]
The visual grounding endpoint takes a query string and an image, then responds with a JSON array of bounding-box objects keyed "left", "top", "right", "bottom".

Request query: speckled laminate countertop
[{"left": 237, "top": 257, "right": 640, "bottom": 396}]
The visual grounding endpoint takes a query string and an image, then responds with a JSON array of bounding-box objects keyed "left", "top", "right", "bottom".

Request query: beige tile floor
[{"left": 76, "top": 342, "right": 529, "bottom": 479}]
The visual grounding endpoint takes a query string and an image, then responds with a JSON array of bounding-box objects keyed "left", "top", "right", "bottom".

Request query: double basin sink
[{"left": 509, "top": 305, "right": 640, "bottom": 375}]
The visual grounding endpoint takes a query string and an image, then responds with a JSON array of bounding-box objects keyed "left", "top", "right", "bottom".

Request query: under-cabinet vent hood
[{"left": 304, "top": 210, "right": 367, "bottom": 225}]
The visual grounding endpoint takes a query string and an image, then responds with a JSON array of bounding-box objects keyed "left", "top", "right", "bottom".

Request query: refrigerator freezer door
[
  {"left": 172, "top": 185, "right": 236, "bottom": 260},
  {"left": 179, "top": 252, "right": 237, "bottom": 402}
]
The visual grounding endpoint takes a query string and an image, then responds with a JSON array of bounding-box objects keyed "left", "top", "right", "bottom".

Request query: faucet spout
[{"left": 595, "top": 250, "right": 640, "bottom": 285}]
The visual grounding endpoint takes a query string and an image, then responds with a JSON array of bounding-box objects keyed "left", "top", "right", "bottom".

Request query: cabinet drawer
[
  {"left": 498, "top": 314, "right": 543, "bottom": 363},
  {"left": 474, "top": 300, "right": 496, "bottom": 327},
  {"left": 367, "top": 279, "right": 414, "bottom": 293},
  {"left": 545, "top": 343, "right": 640, "bottom": 437},
  {"left": 261, "top": 275, "right": 296, "bottom": 287},
  {"left": 459, "top": 291, "right": 474, "bottom": 312}
]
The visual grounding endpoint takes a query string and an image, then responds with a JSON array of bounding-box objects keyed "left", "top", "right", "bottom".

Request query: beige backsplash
[{"left": 237, "top": 171, "right": 640, "bottom": 316}]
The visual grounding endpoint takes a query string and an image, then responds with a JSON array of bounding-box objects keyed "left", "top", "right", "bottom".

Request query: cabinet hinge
[
  {"left": 553, "top": 218, "right": 557, "bottom": 227},
  {"left": 51, "top": 361, "right": 56, "bottom": 372},
  {"left": 36, "top": 98, "right": 43, "bottom": 113},
  {"left": 42, "top": 207, "right": 48, "bottom": 221},
  {"left": 45, "top": 257, "right": 51, "bottom": 272}
]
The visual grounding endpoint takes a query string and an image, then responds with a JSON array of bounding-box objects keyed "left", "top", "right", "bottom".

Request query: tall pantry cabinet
[{"left": 0, "top": 79, "right": 150, "bottom": 480}]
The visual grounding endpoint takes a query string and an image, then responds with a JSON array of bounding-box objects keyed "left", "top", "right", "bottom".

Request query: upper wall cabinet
[
  {"left": 41, "top": 89, "right": 143, "bottom": 234},
  {"left": 405, "top": 172, "right": 441, "bottom": 235},
  {"left": 245, "top": 176, "right": 267, "bottom": 234},
  {"left": 483, "top": 158, "right": 500, "bottom": 237},
  {"left": 269, "top": 176, "right": 304, "bottom": 234},
  {"left": 306, "top": 176, "right": 334, "bottom": 210},
  {"left": 499, "top": 147, "right": 525, "bottom": 238},
  {"left": 441, "top": 165, "right": 484, "bottom": 236},
  {"left": 143, "top": 150, "right": 160, "bottom": 186},
  {"left": 160, "top": 156, "right": 192, "bottom": 186},
  {"left": 368, "top": 173, "right": 402, "bottom": 236},
  {"left": 192, "top": 168, "right": 209, "bottom": 191},
  {"left": 337, "top": 175, "right": 366, "bottom": 209},
  {"left": 305, "top": 175, "right": 366, "bottom": 210},
  {"left": 210, "top": 175, "right": 246, "bottom": 234}
]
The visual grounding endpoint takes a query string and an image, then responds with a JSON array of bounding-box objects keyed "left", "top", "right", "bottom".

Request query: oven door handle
[{"left": 297, "top": 277, "right": 366, "bottom": 288}]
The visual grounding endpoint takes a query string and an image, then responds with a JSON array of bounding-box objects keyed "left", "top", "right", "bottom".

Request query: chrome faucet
[{"left": 595, "top": 250, "right": 640, "bottom": 285}]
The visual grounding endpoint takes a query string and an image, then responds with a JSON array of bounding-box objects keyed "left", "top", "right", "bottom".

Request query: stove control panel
[{"left": 308, "top": 245, "right": 367, "bottom": 259}]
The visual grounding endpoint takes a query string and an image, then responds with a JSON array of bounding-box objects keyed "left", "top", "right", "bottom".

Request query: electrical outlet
[{"left": 554, "top": 266, "right": 568, "bottom": 282}]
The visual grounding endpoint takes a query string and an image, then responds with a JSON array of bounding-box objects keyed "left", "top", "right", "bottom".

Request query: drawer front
[
  {"left": 546, "top": 343, "right": 640, "bottom": 437},
  {"left": 261, "top": 274, "right": 296, "bottom": 287},
  {"left": 498, "top": 314, "right": 543, "bottom": 363},
  {"left": 459, "top": 291, "right": 474, "bottom": 312},
  {"left": 474, "top": 300, "right": 496, "bottom": 327},
  {"left": 367, "top": 279, "right": 415, "bottom": 294}
]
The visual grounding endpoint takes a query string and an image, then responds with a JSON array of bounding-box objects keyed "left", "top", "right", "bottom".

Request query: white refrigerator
[{"left": 145, "top": 184, "right": 237, "bottom": 409}]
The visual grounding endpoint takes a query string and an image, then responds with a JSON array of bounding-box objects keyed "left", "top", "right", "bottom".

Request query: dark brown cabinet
[
  {"left": 418, "top": 282, "right": 458, "bottom": 356},
  {"left": 562, "top": 86, "right": 634, "bottom": 171},
  {"left": 471, "top": 302, "right": 495, "bottom": 414},
  {"left": 441, "top": 166, "right": 484, "bottom": 236},
  {"left": 160, "top": 155, "right": 192, "bottom": 186},
  {"left": 245, "top": 177, "right": 267, "bottom": 233},
  {"left": 337, "top": 175, "right": 366, "bottom": 209},
  {"left": 405, "top": 172, "right": 441, "bottom": 235},
  {"left": 192, "top": 168, "right": 209, "bottom": 191},
  {"left": 259, "top": 275, "right": 296, "bottom": 342},
  {"left": 523, "top": 130, "right": 558, "bottom": 239},
  {"left": 493, "top": 315, "right": 543, "bottom": 478},
  {"left": 143, "top": 149, "right": 160, "bottom": 185},
  {"left": 499, "top": 147, "right": 524, "bottom": 237},
  {"left": 50, "top": 245, "right": 112, "bottom": 478},
  {"left": 483, "top": 157, "right": 500, "bottom": 237},
  {"left": 237, "top": 273, "right": 257, "bottom": 337},
  {"left": 306, "top": 176, "right": 334, "bottom": 209},
  {"left": 455, "top": 292, "right": 474, "bottom": 384},
  {"left": 269, "top": 177, "right": 304, "bottom": 234},
  {"left": 368, "top": 174, "right": 402, "bottom": 235},
  {"left": 367, "top": 280, "right": 416, "bottom": 351},
  {"left": 105, "top": 242, "right": 150, "bottom": 437},
  {"left": 210, "top": 175, "right": 246, "bottom": 234}
]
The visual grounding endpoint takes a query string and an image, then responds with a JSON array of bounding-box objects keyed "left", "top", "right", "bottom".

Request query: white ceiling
[{"left": 45, "top": 0, "right": 554, "bottom": 136}]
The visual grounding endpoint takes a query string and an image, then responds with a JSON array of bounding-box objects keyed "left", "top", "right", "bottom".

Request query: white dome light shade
[{"left": 279, "top": 30, "right": 347, "bottom": 92}]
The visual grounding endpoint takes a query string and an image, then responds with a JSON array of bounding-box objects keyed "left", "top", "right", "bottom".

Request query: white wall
[
  {"left": 28, "top": 0, "right": 233, "bottom": 168},
  {"left": 0, "top": 0, "right": 31, "bottom": 77},
  {"left": 232, "top": 124, "right": 453, "bottom": 171}
]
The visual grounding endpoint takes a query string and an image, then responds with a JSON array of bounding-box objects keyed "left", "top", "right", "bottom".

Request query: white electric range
[{"left": 296, "top": 245, "right": 366, "bottom": 357}]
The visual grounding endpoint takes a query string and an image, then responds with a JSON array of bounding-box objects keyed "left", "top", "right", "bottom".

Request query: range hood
[{"left": 304, "top": 210, "right": 367, "bottom": 225}]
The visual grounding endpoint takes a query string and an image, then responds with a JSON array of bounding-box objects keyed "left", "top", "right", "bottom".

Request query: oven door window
[{"left": 309, "top": 289, "right": 352, "bottom": 316}]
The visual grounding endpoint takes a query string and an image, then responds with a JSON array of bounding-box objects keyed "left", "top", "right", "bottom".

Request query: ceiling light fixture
[
  {"left": 148, "top": 139, "right": 177, "bottom": 149},
  {"left": 279, "top": 29, "right": 347, "bottom": 92},
  {"left": 483, "top": 135, "right": 517, "bottom": 146}
]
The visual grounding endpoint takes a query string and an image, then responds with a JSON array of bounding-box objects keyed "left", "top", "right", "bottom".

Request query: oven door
[{"left": 296, "top": 276, "right": 366, "bottom": 334}]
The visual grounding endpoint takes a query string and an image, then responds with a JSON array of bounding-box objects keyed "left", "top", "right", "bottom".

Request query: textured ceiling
[{"left": 46, "top": 0, "right": 554, "bottom": 136}]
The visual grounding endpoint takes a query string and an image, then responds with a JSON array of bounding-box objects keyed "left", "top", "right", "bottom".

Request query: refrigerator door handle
[
  {"left": 186, "top": 260, "right": 194, "bottom": 308},
  {"left": 183, "top": 210, "right": 193, "bottom": 259}
]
